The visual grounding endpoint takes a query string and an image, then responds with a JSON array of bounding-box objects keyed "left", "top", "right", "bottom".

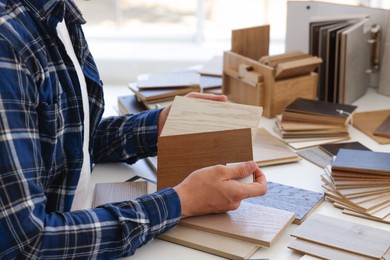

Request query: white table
[{"left": 93, "top": 87, "right": 390, "bottom": 259}]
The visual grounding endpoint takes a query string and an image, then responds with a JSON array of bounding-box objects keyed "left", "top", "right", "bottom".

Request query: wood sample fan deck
[
  {"left": 244, "top": 182, "right": 324, "bottom": 224},
  {"left": 158, "top": 96, "right": 262, "bottom": 190},
  {"left": 180, "top": 202, "right": 295, "bottom": 247},
  {"left": 322, "top": 149, "right": 390, "bottom": 223},
  {"left": 290, "top": 214, "right": 390, "bottom": 259}
]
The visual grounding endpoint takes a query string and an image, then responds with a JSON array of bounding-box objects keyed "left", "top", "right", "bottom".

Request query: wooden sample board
[
  {"left": 253, "top": 128, "right": 300, "bottom": 166},
  {"left": 160, "top": 96, "right": 263, "bottom": 140},
  {"left": 289, "top": 238, "right": 375, "bottom": 260},
  {"left": 158, "top": 225, "right": 260, "bottom": 260},
  {"left": 297, "top": 146, "right": 332, "bottom": 168},
  {"left": 353, "top": 109, "right": 390, "bottom": 144},
  {"left": 231, "top": 25, "right": 269, "bottom": 60},
  {"left": 92, "top": 182, "right": 148, "bottom": 208},
  {"left": 180, "top": 202, "right": 295, "bottom": 247},
  {"left": 158, "top": 128, "right": 253, "bottom": 190},
  {"left": 374, "top": 114, "right": 390, "bottom": 138},
  {"left": 319, "top": 141, "right": 370, "bottom": 156},
  {"left": 244, "top": 182, "right": 324, "bottom": 224},
  {"left": 291, "top": 214, "right": 390, "bottom": 259}
]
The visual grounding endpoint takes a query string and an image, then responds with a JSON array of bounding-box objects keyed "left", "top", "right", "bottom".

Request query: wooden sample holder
[
  {"left": 157, "top": 96, "right": 262, "bottom": 190},
  {"left": 223, "top": 25, "right": 318, "bottom": 118}
]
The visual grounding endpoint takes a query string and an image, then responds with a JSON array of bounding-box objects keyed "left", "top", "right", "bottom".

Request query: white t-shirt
[{"left": 56, "top": 20, "right": 92, "bottom": 211}]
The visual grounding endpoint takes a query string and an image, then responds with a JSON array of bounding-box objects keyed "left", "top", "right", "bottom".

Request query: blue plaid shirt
[{"left": 0, "top": 0, "right": 181, "bottom": 259}]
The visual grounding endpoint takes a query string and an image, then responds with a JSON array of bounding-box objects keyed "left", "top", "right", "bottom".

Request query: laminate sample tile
[
  {"left": 244, "top": 181, "right": 324, "bottom": 224},
  {"left": 157, "top": 128, "right": 253, "bottom": 190},
  {"left": 353, "top": 110, "right": 390, "bottom": 144},
  {"left": 254, "top": 128, "right": 300, "bottom": 166},
  {"left": 291, "top": 214, "right": 390, "bottom": 259},
  {"left": 161, "top": 95, "right": 263, "bottom": 140},
  {"left": 180, "top": 202, "right": 295, "bottom": 247},
  {"left": 319, "top": 141, "right": 370, "bottom": 156},
  {"left": 289, "top": 238, "right": 374, "bottom": 260},
  {"left": 297, "top": 146, "right": 332, "bottom": 168},
  {"left": 374, "top": 115, "right": 390, "bottom": 138},
  {"left": 332, "top": 149, "right": 390, "bottom": 175},
  {"left": 92, "top": 182, "right": 148, "bottom": 208},
  {"left": 158, "top": 225, "right": 260, "bottom": 259}
]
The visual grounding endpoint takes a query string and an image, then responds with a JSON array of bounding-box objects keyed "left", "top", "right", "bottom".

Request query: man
[{"left": 0, "top": 0, "right": 267, "bottom": 259}]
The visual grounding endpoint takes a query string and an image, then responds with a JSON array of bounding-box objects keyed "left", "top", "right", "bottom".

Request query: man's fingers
[
  {"left": 225, "top": 161, "right": 258, "bottom": 180},
  {"left": 186, "top": 92, "right": 228, "bottom": 102}
]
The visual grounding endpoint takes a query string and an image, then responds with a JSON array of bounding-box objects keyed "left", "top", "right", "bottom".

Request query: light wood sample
[
  {"left": 92, "top": 182, "right": 148, "bottom": 208},
  {"left": 297, "top": 146, "right": 332, "bottom": 168},
  {"left": 158, "top": 225, "right": 260, "bottom": 260},
  {"left": 160, "top": 95, "right": 263, "bottom": 140},
  {"left": 244, "top": 181, "right": 324, "bottom": 224},
  {"left": 353, "top": 110, "right": 390, "bottom": 144},
  {"left": 157, "top": 128, "right": 253, "bottom": 190},
  {"left": 231, "top": 25, "right": 269, "bottom": 60},
  {"left": 289, "top": 238, "right": 374, "bottom": 260},
  {"left": 253, "top": 128, "right": 300, "bottom": 166},
  {"left": 180, "top": 202, "right": 295, "bottom": 247},
  {"left": 291, "top": 214, "right": 390, "bottom": 259},
  {"left": 275, "top": 57, "right": 322, "bottom": 80}
]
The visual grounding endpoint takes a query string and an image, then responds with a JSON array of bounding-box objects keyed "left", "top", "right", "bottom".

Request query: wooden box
[{"left": 223, "top": 51, "right": 318, "bottom": 118}]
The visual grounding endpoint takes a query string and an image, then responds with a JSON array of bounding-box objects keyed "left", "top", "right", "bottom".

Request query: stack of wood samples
[
  {"left": 157, "top": 96, "right": 263, "bottom": 190},
  {"left": 322, "top": 149, "right": 390, "bottom": 223},
  {"left": 244, "top": 181, "right": 324, "bottom": 224},
  {"left": 353, "top": 109, "right": 390, "bottom": 144},
  {"left": 288, "top": 214, "right": 390, "bottom": 259},
  {"left": 276, "top": 98, "right": 357, "bottom": 149}
]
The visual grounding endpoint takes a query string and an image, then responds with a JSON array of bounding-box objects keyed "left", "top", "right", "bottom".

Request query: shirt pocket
[{"left": 37, "top": 91, "right": 68, "bottom": 172}]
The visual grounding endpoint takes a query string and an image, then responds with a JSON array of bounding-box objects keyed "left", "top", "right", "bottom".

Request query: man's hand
[
  {"left": 157, "top": 92, "right": 228, "bottom": 136},
  {"left": 173, "top": 161, "right": 267, "bottom": 218}
]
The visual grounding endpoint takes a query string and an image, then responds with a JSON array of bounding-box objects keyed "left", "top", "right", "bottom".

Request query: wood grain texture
[
  {"left": 285, "top": 136, "right": 350, "bottom": 150},
  {"left": 259, "top": 51, "right": 311, "bottom": 67},
  {"left": 253, "top": 128, "right": 300, "bottom": 166},
  {"left": 180, "top": 202, "right": 295, "bottom": 247},
  {"left": 157, "top": 128, "right": 253, "bottom": 190},
  {"left": 160, "top": 96, "right": 263, "bottom": 140},
  {"left": 231, "top": 25, "right": 269, "bottom": 60},
  {"left": 373, "top": 114, "right": 390, "bottom": 138},
  {"left": 92, "top": 182, "right": 148, "bottom": 208},
  {"left": 332, "top": 149, "right": 390, "bottom": 175},
  {"left": 158, "top": 225, "right": 260, "bottom": 259},
  {"left": 289, "top": 238, "right": 375, "bottom": 260},
  {"left": 244, "top": 181, "right": 324, "bottom": 224},
  {"left": 291, "top": 214, "right": 390, "bottom": 259},
  {"left": 353, "top": 110, "right": 390, "bottom": 144}
]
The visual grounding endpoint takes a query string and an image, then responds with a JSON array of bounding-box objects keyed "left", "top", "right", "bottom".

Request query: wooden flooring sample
[
  {"left": 180, "top": 202, "right": 295, "bottom": 247},
  {"left": 253, "top": 128, "right": 300, "bottom": 166},
  {"left": 92, "top": 182, "right": 148, "bottom": 208},
  {"left": 244, "top": 182, "right": 324, "bottom": 224},
  {"left": 289, "top": 238, "right": 374, "bottom": 260},
  {"left": 158, "top": 225, "right": 260, "bottom": 259},
  {"left": 160, "top": 96, "right": 263, "bottom": 140},
  {"left": 285, "top": 136, "right": 350, "bottom": 150},
  {"left": 319, "top": 141, "right": 370, "bottom": 156},
  {"left": 353, "top": 110, "right": 390, "bottom": 144},
  {"left": 297, "top": 146, "right": 332, "bottom": 168},
  {"left": 291, "top": 214, "right": 390, "bottom": 259},
  {"left": 157, "top": 128, "right": 253, "bottom": 190},
  {"left": 332, "top": 149, "right": 390, "bottom": 175},
  {"left": 374, "top": 114, "right": 390, "bottom": 138}
]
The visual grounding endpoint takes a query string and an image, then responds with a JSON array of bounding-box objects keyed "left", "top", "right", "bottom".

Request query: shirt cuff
[
  {"left": 136, "top": 188, "right": 181, "bottom": 238},
  {"left": 128, "top": 109, "right": 163, "bottom": 157}
]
